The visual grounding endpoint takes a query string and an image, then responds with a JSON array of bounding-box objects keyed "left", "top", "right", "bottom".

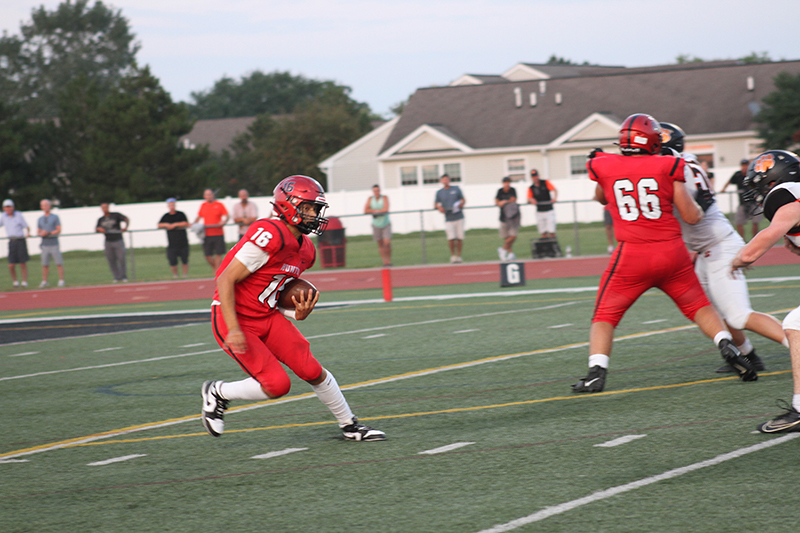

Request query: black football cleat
[
  {"left": 716, "top": 349, "right": 766, "bottom": 373},
  {"left": 572, "top": 365, "right": 607, "bottom": 393},
  {"left": 718, "top": 339, "right": 757, "bottom": 381},
  {"left": 758, "top": 401, "right": 800, "bottom": 433},
  {"left": 341, "top": 418, "right": 386, "bottom": 441}
]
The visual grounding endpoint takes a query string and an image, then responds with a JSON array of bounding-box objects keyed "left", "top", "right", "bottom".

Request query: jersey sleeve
[
  {"left": 669, "top": 157, "right": 686, "bottom": 181},
  {"left": 546, "top": 181, "right": 555, "bottom": 191},
  {"left": 234, "top": 221, "right": 283, "bottom": 273}
]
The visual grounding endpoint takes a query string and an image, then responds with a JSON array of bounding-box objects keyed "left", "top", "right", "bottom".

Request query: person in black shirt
[
  {"left": 95, "top": 202, "right": 129, "bottom": 282},
  {"left": 495, "top": 177, "right": 520, "bottom": 260},
  {"left": 158, "top": 198, "right": 190, "bottom": 278},
  {"left": 526, "top": 169, "right": 558, "bottom": 239},
  {"left": 722, "top": 158, "right": 762, "bottom": 239}
]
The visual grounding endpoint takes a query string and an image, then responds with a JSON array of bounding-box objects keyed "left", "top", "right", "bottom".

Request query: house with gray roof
[{"left": 320, "top": 60, "right": 800, "bottom": 203}]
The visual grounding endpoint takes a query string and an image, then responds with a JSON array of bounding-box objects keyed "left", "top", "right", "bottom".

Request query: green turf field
[{"left": 2, "top": 267, "right": 799, "bottom": 532}]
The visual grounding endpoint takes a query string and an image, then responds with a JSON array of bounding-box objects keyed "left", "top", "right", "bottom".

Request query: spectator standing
[
  {"left": 37, "top": 199, "right": 65, "bottom": 287},
  {"left": 1, "top": 199, "right": 30, "bottom": 287},
  {"left": 195, "top": 189, "right": 229, "bottom": 271},
  {"left": 158, "top": 198, "right": 190, "bottom": 278},
  {"left": 232, "top": 189, "right": 258, "bottom": 240},
  {"left": 527, "top": 169, "right": 558, "bottom": 239},
  {"left": 364, "top": 184, "right": 392, "bottom": 266},
  {"left": 95, "top": 202, "right": 129, "bottom": 283},
  {"left": 722, "top": 158, "right": 762, "bottom": 239},
  {"left": 434, "top": 174, "right": 466, "bottom": 263},
  {"left": 495, "top": 177, "right": 520, "bottom": 261}
]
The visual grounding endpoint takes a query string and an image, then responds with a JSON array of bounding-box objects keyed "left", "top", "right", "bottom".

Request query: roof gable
[
  {"left": 380, "top": 124, "right": 473, "bottom": 158},
  {"left": 549, "top": 113, "right": 620, "bottom": 147}
]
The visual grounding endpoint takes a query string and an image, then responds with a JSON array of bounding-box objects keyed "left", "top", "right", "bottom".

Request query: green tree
[
  {"left": 756, "top": 71, "right": 800, "bottom": 150},
  {"left": 55, "top": 67, "right": 211, "bottom": 206},
  {"left": 741, "top": 51, "right": 772, "bottom": 64},
  {"left": 0, "top": 0, "right": 139, "bottom": 118},
  {"left": 219, "top": 100, "right": 372, "bottom": 194},
  {"left": 0, "top": 103, "right": 58, "bottom": 209},
  {"left": 188, "top": 70, "right": 369, "bottom": 119}
]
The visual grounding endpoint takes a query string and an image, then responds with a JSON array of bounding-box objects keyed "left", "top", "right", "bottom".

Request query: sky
[{"left": 2, "top": 0, "right": 799, "bottom": 117}]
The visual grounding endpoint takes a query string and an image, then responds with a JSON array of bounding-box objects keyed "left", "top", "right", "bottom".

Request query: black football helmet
[
  {"left": 741, "top": 150, "right": 800, "bottom": 207},
  {"left": 272, "top": 175, "right": 329, "bottom": 235},
  {"left": 659, "top": 122, "right": 685, "bottom": 155},
  {"left": 618, "top": 114, "right": 662, "bottom": 155}
]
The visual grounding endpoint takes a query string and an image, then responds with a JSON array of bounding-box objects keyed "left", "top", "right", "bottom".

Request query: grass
[
  {"left": 0, "top": 222, "right": 610, "bottom": 289},
  {"left": 1, "top": 265, "right": 799, "bottom": 531}
]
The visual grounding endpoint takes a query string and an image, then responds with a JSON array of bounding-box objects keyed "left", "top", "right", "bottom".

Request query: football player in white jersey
[
  {"left": 660, "top": 123, "right": 788, "bottom": 373},
  {"left": 732, "top": 150, "right": 800, "bottom": 432}
]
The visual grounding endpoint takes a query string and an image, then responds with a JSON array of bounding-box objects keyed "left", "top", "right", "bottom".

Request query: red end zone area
[{"left": 0, "top": 248, "right": 796, "bottom": 311}]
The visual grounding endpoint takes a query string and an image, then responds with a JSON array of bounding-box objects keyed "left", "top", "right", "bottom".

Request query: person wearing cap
[
  {"left": 527, "top": 169, "right": 558, "bottom": 239},
  {"left": 96, "top": 202, "right": 129, "bottom": 282},
  {"left": 158, "top": 198, "right": 191, "bottom": 278},
  {"left": 232, "top": 189, "right": 258, "bottom": 240},
  {"left": 495, "top": 177, "right": 520, "bottom": 261},
  {"left": 37, "top": 199, "right": 65, "bottom": 287},
  {"left": 722, "top": 158, "right": 762, "bottom": 239},
  {"left": 1, "top": 199, "right": 30, "bottom": 288}
]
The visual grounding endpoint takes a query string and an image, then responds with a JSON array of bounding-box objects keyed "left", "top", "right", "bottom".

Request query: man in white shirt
[
  {"left": 0, "top": 199, "right": 30, "bottom": 288},
  {"left": 232, "top": 189, "right": 258, "bottom": 240}
]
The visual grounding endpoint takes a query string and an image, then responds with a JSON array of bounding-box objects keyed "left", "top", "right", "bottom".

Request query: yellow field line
[
  {"left": 0, "top": 320, "right": 789, "bottom": 460},
  {"left": 67, "top": 370, "right": 791, "bottom": 448}
]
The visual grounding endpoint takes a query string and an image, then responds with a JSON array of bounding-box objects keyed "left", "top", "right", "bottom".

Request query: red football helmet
[
  {"left": 618, "top": 113, "right": 662, "bottom": 155},
  {"left": 272, "top": 175, "right": 329, "bottom": 235}
]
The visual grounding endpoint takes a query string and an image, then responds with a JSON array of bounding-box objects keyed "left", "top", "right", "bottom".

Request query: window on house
[
  {"left": 443, "top": 163, "right": 461, "bottom": 183},
  {"left": 506, "top": 159, "right": 525, "bottom": 181},
  {"left": 570, "top": 154, "right": 588, "bottom": 177},
  {"left": 422, "top": 165, "right": 440, "bottom": 184},
  {"left": 400, "top": 166, "right": 418, "bottom": 186}
]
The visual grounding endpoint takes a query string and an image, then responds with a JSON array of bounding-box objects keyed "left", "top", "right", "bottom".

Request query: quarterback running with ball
[{"left": 201, "top": 175, "right": 386, "bottom": 442}]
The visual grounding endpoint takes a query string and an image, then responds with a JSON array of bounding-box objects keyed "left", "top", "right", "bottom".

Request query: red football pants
[
  {"left": 211, "top": 305, "right": 322, "bottom": 398},
  {"left": 593, "top": 239, "right": 710, "bottom": 327}
]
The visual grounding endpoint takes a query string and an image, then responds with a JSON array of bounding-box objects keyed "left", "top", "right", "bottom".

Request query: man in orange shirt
[{"left": 194, "top": 189, "right": 229, "bottom": 270}]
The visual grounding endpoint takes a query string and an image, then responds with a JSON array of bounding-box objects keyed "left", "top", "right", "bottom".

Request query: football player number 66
[{"left": 613, "top": 178, "right": 662, "bottom": 221}]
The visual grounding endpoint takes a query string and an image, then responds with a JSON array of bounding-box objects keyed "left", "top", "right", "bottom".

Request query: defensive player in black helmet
[
  {"left": 732, "top": 150, "right": 800, "bottom": 432},
  {"left": 661, "top": 122, "right": 787, "bottom": 375}
]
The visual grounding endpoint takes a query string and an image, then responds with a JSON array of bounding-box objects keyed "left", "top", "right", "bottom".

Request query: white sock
[
  {"left": 737, "top": 338, "right": 754, "bottom": 356},
  {"left": 588, "top": 354, "right": 610, "bottom": 369},
  {"left": 312, "top": 370, "right": 355, "bottom": 427},
  {"left": 793, "top": 394, "right": 800, "bottom": 412},
  {"left": 218, "top": 378, "right": 269, "bottom": 401},
  {"left": 713, "top": 331, "right": 733, "bottom": 347}
]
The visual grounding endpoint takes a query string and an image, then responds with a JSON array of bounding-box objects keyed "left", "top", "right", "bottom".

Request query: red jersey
[
  {"left": 213, "top": 218, "right": 316, "bottom": 319},
  {"left": 588, "top": 152, "right": 685, "bottom": 244}
]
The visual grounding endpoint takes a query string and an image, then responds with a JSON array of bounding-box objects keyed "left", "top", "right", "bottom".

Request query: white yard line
[
  {"left": 547, "top": 323, "right": 573, "bottom": 329},
  {"left": 8, "top": 351, "right": 39, "bottom": 357},
  {"left": 594, "top": 434, "right": 647, "bottom": 448},
  {"left": 642, "top": 319, "right": 668, "bottom": 324},
  {"left": 477, "top": 434, "right": 800, "bottom": 532},
  {"left": 361, "top": 334, "right": 387, "bottom": 339},
  {"left": 93, "top": 347, "right": 122, "bottom": 352},
  {"left": 87, "top": 454, "right": 147, "bottom": 466},
  {"left": 0, "top": 349, "right": 222, "bottom": 382},
  {"left": 180, "top": 343, "right": 206, "bottom": 347},
  {"left": 419, "top": 442, "right": 476, "bottom": 455},
  {"left": 251, "top": 448, "right": 308, "bottom": 460},
  {"left": 454, "top": 329, "right": 480, "bottom": 334}
]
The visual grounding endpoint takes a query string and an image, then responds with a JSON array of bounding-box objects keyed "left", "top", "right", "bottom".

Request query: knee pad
[
  {"left": 782, "top": 306, "right": 800, "bottom": 331},
  {"left": 725, "top": 307, "right": 753, "bottom": 331}
]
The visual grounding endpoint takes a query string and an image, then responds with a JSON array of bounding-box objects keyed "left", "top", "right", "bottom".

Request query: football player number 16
[{"left": 613, "top": 178, "right": 662, "bottom": 221}]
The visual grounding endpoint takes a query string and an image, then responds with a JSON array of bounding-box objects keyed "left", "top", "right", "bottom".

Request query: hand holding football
[{"left": 277, "top": 278, "right": 319, "bottom": 310}]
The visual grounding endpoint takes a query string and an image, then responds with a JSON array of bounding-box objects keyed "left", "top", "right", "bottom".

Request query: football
[{"left": 277, "top": 278, "right": 319, "bottom": 310}]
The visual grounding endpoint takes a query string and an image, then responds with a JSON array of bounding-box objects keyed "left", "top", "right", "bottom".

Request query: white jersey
[{"left": 677, "top": 157, "right": 737, "bottom": 252}]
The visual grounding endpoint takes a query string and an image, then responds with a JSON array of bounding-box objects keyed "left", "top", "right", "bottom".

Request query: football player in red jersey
[
  {"left": 732, "top": 150, "right": 800, "bottom": 432},
  {"left": 572, "top": 114, "right": 757, "bottom": 393},
  {"left": 201, "top": 175, "right": 386, "bottom": 442}
]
